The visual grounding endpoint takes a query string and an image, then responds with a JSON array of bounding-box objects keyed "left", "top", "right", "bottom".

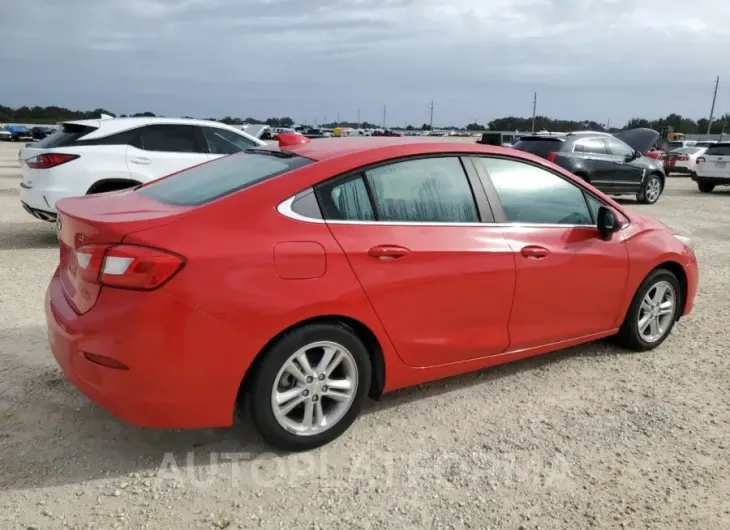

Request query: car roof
[
  {"left": 277, "top": 137, "right": 519, "bottom": 161},
  {"left": 62, "top": 116, "right": 260, "bottom": 142}
]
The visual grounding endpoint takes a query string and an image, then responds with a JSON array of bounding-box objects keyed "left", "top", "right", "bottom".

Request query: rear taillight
[
  {"left": 546, "top": 151, "right": 558, "bottom": 163},
  {"left": 73, "top": 244, "right": 185, "bottom": 290},
  {"left": 26, "top": 153, "right": 79, "bottom": 169},
  {"left": 679, "top": 155, "right": 689, "bottom": 161},
  {"left": 697, "top": 157, "right": 705, "bottom": 164}
]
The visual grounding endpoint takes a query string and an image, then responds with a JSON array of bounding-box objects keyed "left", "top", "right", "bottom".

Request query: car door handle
[
  {"left": 129, "top": 157, "right": 151, "bottom": 165},
  {"left": 367, "top": 245, "right": 410, "bottom": 260},
  {"left": 520, "top": 245, "right": 550, "bottom": 259}
]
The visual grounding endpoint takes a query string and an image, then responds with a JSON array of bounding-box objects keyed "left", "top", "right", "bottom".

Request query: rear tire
[
  {"left": 697, "top": 181, "right": 715, "bottom": 193},
  {"left": 248, "top": 323, "right": 372, "bottom": 451},
  {"left": 637, "top": 174, "right": 663, "bottom": 204},
  {"left": 614, "top": 269, "right": 682, "bottom": 352}
]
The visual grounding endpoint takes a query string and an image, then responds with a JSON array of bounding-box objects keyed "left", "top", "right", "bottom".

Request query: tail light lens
[
  {"left": 26, "top": 153, "right": 79, "bottom": 169},
  {"left": 73, "top": 244, "right": 185, "bottom": 290},
  {"left": 546, "top": 151, "right": 558, "bottom": 163}
]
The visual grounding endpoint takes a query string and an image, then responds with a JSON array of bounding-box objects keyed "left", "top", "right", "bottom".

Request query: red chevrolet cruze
[{"left": 46, "top": 135, "right": 698, "bottom": 451}]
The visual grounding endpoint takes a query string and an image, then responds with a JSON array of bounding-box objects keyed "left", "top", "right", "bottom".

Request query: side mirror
[
  {"left": 597, "top": 206, "right": 620, "bottom": 240},
  {"left": 625, "top": 150, "right": 639, "bottom": 161}
]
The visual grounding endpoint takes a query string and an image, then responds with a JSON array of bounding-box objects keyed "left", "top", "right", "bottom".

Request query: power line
[{"left": 707, "top": 76, "right": 720, "bottom": 135}]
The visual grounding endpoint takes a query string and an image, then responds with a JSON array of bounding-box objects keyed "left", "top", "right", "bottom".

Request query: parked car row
[{"left": 1, "top": 125, "right": 34, "bottom": 142}]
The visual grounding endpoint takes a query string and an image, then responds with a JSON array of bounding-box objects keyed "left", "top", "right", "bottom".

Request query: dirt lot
[{"left": 0, "top": 140, "right": 728, "bottom": 530}]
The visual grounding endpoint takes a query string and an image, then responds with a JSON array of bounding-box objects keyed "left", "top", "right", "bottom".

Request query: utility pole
[
  {"left": 324, "top": 115, "right": 327, "bottom": 126},
  {"left": 357, "top": 108, "right": 361, "bottom": 128},
  {"left": 429, "top": 100, "right": 434, "bottom": 129},
  {"left": 382, "top": 104, "right": 386, "bottom": 129},
  {"left": 531, "top": 92, "right": 537, "bottom": 133},
  {"left": 607, "top": 118, "right": 611, "bottom": 131},
  {"left": 707, "top": 76, "right": 720, "bottom": 135},
  {"left": 337, "top": 112, "right": 340, "bottom": 125}
]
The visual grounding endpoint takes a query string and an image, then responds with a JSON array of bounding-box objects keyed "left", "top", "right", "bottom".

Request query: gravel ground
[{"left": 0, "top": 141, "right": 728, "bottom": 530}]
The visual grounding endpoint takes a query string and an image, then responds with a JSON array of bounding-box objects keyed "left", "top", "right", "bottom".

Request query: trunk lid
[
  {"left": 56, "top": 189, "right": 192, "bottom": 314},
  {"left": 615, "top": 128, "right": 660, "bottom": 155}
]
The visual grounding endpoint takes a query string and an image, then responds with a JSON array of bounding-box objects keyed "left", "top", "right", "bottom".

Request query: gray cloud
[{"left": 1, "top": 0, "right": 729, "bottom": 126}]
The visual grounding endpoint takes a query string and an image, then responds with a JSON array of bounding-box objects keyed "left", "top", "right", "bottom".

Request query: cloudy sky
[{"left": 1, "top": 0, "right": 729, "bottom": 127}]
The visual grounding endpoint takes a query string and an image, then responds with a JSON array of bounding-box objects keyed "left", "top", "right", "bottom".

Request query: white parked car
[
  {"left": 663, "top": 147, "right": 707, "bottom": 176},
  {"left": 0, "top": 127, "right": 11, "bottom": 141},
  {"left": 19, "top": 116, "right": 265, "bottom": 221},
  {"left": 693, "top": 141, "right": 730, "bottom": 193}
]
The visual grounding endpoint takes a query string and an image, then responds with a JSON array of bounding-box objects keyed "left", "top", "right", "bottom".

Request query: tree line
[{"left": 1, "top": 104, "right": 728, "bottom": 134}]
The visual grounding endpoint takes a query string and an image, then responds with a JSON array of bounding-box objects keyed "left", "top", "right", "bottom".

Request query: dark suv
[{"left": 513, "top": 128, "right": 666, "bottom": 204}]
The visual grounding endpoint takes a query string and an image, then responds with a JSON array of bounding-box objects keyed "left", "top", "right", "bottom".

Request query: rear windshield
[
  {"left": 513, "top": 138, "right": 563, "bottom": 158},
  {"left": 36, "top": 123, "right": 97, "bottom": 148},
  {"left": 705, "top": 143, "right": 730, "bottom": 156},
  {"left": 666, "top": 141, "right": 684, "bottom": 150},
  {"left": 138, "top": 150, "right": 313, "bottom": 206},
  {"left": 673, "top": 147, "right": 701, "bottom": 154}
]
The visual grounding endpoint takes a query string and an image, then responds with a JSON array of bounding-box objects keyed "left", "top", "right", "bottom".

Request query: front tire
[
  {"left": 637, "top": 174, "right": 663, "bottom": 204},
  {"left": 614, "top": 269, "right": 682, "bottom": 352},
  {"left": 697, "top": 181, "right": 715, "bottom": 193},
  {"left": 248, "top": 323, "right": 372, "bottom": 451}
]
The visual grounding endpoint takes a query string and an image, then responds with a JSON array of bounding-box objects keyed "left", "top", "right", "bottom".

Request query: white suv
[
  {"left": 693, "top": 142, "right": 730, "bottom": 193},
  {"left": 19, "top": 116, "right": 265, "bottom": 221}
]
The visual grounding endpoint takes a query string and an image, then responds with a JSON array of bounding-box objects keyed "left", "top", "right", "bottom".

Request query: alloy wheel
[
  {"left": 270, "top": 341, "right": 359, "bottom": 436},
  {"left": 637, "top": 280, "right": 676, "bottom": 343},
  {"left": 645, "top": 177, "right": 662, "bottom": 203}
]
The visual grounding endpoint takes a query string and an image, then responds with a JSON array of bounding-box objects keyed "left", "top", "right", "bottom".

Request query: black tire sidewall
[
  {"left": 621, "top": 269, "right": 682, "bottom": 350},
  {"left": 249, "top": 323, "right": 372, "bottom": 451}
]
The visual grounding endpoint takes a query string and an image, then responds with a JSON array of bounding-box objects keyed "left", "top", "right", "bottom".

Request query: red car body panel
[{"left": 45, "top": 139, "right": 699, "bottom": 429}]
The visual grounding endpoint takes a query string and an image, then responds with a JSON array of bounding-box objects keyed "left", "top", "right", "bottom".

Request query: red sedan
[{"left": 46, "top": 135, "right": 698, "bottom": 451}]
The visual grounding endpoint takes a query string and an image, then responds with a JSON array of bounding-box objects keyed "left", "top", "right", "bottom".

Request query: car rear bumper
[
  {"left": 45, "top": 272, "right": 265, "bottom": 429},
  {"left": 691, "top": 174, "right": 730, "bottom": 184},
  {"left": 19, "top": 183, "right": 68, "bottom": 216}
]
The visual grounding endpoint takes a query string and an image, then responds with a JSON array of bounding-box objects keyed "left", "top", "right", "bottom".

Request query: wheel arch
[
  {"left": 86, "top": 178, "right": 142, "bottom": 195},
  {"left": 653, "top": 260, "right": 688, "bottom": 316},
  {"left": 650, "top": 170, "right": 665, "bottom": 189},
  {"left": 237, "top": 315, "right": 387, "bottom": 406}
]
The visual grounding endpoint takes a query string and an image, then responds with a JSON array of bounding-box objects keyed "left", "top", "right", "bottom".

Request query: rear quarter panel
[{"left": 122, "top": 178, "right": 406, "bottom": 393}]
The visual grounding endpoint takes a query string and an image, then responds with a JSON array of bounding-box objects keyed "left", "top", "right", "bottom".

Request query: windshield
[
  {"left": 138, "top": 150, "right": 313, "bottom": 206},
  {"left": 673, "top": 147, "right": 701, "bottom": 154},
  {"left": 667, "top": 141, "right": 684, "bottom": 150}
]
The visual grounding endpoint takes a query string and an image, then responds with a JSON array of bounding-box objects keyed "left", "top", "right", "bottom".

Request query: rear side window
[
  {"left": 365, "top": 157, "right": 479, "bottom": 223},
  {"left": 36, "top": 124, "right": 97, "bottom": 148},
  {"left": 202, "top": 127, "right": 257, "bottom": 155},
  {"left": 138, "top": 151, "right": 312, "bottom": 206},
  {"left": 325, "top": 177, "right": 375, "bottom": 221},
  {"left": 705, "top": 144, "right": 730, "bottom": 156},
  {"left": 574, "top": 137, "right": 608, "bottom": 155},
  {"left": 136, "top": 125, "right": 203, "bottom": 153},
  {"left": 513, "top": 139, "right": 564, "bottom": 159}
]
